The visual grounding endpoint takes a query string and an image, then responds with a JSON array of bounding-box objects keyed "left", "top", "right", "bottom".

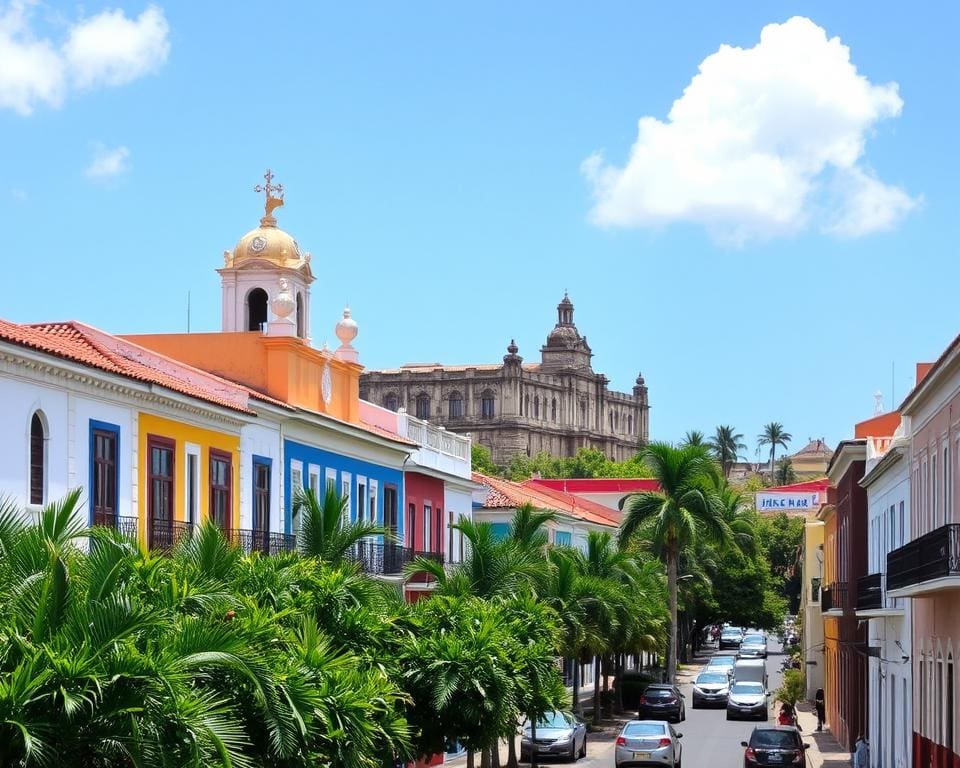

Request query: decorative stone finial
[
  {"left": 254, "top": 168, "right": 284, "bottom": 227},
  {"left": 507, "top": 339, "right": 518, "bottom": 355},
  {"left": 334, "top": 305, "right": 359, "bottom": 363},
  {"left": 874, "top": 390, "right": 884, "bottom": 415},
  {"left": 265, "top": 278, "right": 296, "bottom": 337}
]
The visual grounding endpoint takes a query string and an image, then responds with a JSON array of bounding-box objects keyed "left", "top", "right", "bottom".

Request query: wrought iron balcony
[
  {"left": 856, "top": 572, "right": 883, "bottom": 611},
  {"left": 226, "top": 528, "right": 297, "bottom": 556},
  {"left": 343, "top": 541, "right": 443, "bottom": 576},
  {"left": 92, "top": 511, "right": 138, "bottom": 541},
  {"left": 887, "top": 524, "right": 960, "bottom": 592},
  {"left": 149, "top": 520, "right": 193, "bottom": 552},
  {"left": 821, "top": 581, "right": 848, "bottom": 613},
  {"left": 820, "top": 585, "right": 832, "bottom": 612}
]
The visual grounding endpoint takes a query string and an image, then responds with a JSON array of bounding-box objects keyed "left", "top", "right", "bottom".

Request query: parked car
[
  {"left": 726, "top": 682, "right": 769, "bottom": 721},
  {"left": 719, "top": 627, "right": 743, "bottom": 650},
  {"left": 519, "top": 710, "right": 587, "bottom": 762},
  {"left": 691, "top": 671, "right": 730, "bottom": 708},
  {"left": 637, "top": 684, "right": 686, "bottom": 723},
  {"left": 738, "top": 634, "right": 768, "bottom": 659},
  {"left": 741, "top": 725, "right": 809, "bottom": 767},
  {"left": 614, "top": 720, "right": 683, "bottom": 768}
]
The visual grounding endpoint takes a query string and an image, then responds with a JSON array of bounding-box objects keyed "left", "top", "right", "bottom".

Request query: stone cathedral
[{"left": 359, "top": 295, "right": 649, "bottom": 466}]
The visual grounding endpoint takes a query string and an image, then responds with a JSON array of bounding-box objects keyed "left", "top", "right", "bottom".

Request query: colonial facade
[{"left": 360, "top": 295, "right": 649, "bottom": 466}]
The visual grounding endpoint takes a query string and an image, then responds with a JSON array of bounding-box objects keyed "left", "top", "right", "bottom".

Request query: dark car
[
  {"left": 741, "top": 725, "right": 809, "bottom": 767},
  {"left": 637, "top": 684, "right": 685, "bottom": 723}
]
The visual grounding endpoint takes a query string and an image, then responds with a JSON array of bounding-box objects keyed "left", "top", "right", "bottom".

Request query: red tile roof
[
  {"left": 472, "top": 472, "right": 620, "bottom": 528},
  {"left": 761, "top": 478, "right": 830, "bottom": 494},
  {"left": 0, "top": 319, "right": 262, "bottom": 414},
  {"left": 526, "top": 478, "right": 659, "bottom": 494},
  {"left": 791, "top": 439, "right": 833, "bottom": 457}
]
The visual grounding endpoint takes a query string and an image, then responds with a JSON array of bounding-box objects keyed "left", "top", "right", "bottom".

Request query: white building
[{"left": 859, "top": 429, "right": 912, "bottom": 768}]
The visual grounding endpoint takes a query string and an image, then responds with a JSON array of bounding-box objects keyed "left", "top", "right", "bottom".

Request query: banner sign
[{"left": 756, "top": 492, "right": 822, "bottom": 512}]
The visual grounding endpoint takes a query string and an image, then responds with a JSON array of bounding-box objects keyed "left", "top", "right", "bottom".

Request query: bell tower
[{"left": 218, "top": 170, "right": 315, "bottom": 339}]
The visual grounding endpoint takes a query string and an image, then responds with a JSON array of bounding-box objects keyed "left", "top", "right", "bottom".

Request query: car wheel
[
  {"left": 580, "top": 736, "right": 587, "bottom": 759},
  {"left": 569, "top": 740, "right": 577, "bottom": 762},
  {"left": 726, "top": 711, "right": 733, "bottom": 720},
  {"left": 681, "top": 704, "right": 686, "bottom": 722}
]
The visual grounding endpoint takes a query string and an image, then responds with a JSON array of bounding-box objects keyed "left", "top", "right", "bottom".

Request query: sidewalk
[{"left": 794, "top": 702, "right": 851, "bottom": 768}]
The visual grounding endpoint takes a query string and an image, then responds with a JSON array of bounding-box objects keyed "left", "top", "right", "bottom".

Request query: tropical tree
[
  {"left": 758, "top": 422, "right": 792, "bottom": 476},
  {"left": 682, "top": 430, "right": 705, "bottom": 447},
  {"left": 775, "top": 457, "right": 798, "bottom": 486},
  {"left": 294, "top": 486, "right": 389, "bottom": 564},
  {"left": 619, "top": 443, "right": 732, "bottom": 682},
  {"left": 708, "top": 425, "right": 747, "bottom": 478}
]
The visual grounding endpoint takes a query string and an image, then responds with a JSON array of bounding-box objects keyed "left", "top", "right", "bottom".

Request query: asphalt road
[{"left": 527, "top": 639, "right": 791, "bottom": 768}]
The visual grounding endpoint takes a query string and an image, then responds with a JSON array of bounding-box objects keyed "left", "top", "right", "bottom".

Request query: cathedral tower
[{"left": 218, "top": 170, "right": 315, "bottom": 339}]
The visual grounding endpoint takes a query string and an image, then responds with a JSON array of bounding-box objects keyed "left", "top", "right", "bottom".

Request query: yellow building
[
  {"left": 137, "top": 412, "right": 243, "bottom": 549},
  {"left": 790, "top": 438, "right": 834, "bottom": 478},
  {"left": 800, "top": 517, "right": 825, "bottom": 699}
]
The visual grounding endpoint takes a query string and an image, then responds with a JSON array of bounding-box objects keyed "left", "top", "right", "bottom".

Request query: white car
[
  {"left": 615, "top": 720, "right": 683, "bottom": 768},
  {"left": 726, "top": 682, "right": 770, "bottom": 721},
  {"left": 520, "top": 711, "right": 587, "bottom": 762},
  {"left": 691, "top": 671, "right": 730, "bottom": 708}
]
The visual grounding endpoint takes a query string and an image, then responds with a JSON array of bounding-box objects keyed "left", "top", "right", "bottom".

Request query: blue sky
[{"left": 2, "top": 1, "right": 957, "bottom": 455}]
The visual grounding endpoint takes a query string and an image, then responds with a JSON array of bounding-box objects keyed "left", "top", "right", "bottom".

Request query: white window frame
[
  {"left": 325, "top": 467, "right": 337, "bottom": 492},
  {"left": 356, "top": 475, "right": 367, "bottom": 522},
  {"left": 423, "top": 503, "right": 432, "bottom": 552},
  {"left": 369, "top": 479, "right": 378, "bottom": 526},
  {"left": 184, "top": 442, "right": 201, "bottom": 527},
  {"left": 341, "top": 472, "right": 351, "bottom": 525},
  {"left": 308, "top": 464, "right": 321, "bottom": 496}
]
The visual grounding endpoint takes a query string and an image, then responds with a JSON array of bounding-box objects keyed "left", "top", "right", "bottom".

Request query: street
[{"left": 520, "top": 640, "right": 791, "bottom": 768}]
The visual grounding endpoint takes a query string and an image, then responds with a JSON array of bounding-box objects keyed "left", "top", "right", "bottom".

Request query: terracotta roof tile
[
  {"left": 0, "top": 319, "right": 259, "bottom": 414},
  {"left": 472, "top": 472, "right": 619, "bottom": 528}
]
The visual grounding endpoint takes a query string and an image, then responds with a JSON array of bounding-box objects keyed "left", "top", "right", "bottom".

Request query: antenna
[
  {"left": 891, "top": 362, "right": 895, "bottom": 410},
  {"left": 187, "top": 291, "right": 191, "bottom": 333}
]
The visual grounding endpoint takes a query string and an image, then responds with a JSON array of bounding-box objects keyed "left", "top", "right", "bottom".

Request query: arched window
[
  {"left": 481, "top": 390, "right": 495, "bottom": 419},
  {"left": 30, "top": 411, "right": 46, "bottom": 505},
  {"left": 384, "top": 393, "right": 399, "bottom": 412},
  {"left": 296, "top": 291, "right": 304, "bottom": 338},
  {"left": 551, "top": 398, "right": 557, "bottom": 422},
  {"left": 246, "top": 287, "right": 268, "bottom": 331},
  {"left": 524, "top": 395, "right": 529, "bottom": 416},
  {"left": 416, "top": 393, "right": 431, "bottom": 420},
  {"left": 534, "top": 397, "right": 540, "bottom": 419},
  {"left": 449, "top": 391, "right": 463, "bottom": 419},
  {"left": 628, "top": 414, "right": 633, "bottom": 434}
]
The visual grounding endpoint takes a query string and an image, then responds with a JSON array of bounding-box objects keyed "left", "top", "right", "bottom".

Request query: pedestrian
[
  {"left": 814, "top": 688, "right": 825, "bottom": 732},
  {"left": 854, "top": 735, "right": 869, "bottom": 768}
]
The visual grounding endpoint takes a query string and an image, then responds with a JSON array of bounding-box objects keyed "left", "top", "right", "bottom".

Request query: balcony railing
[
  {"left": 820, "top": 585, "right": 832, "bottom": 612},
  {"left": 821, "top": 581, "right": 848, "bottom": 613},
  {"left": 856, "top": 573, "right": 883, "bottom": 611},
  {"left": 149, "top": 520, "right": 193, "bottom": 552},
  {"left": 226, "top": 528, "right": 298, "bottom": 556},
  {"left": 92, "top": 512, "right": 138, "bottom": 541},
  {"left": 343, "top": 541, "right": 443, "bottom": 576},
  {"left": 887, "top": 524, "right": 960, "bottom": 592}
]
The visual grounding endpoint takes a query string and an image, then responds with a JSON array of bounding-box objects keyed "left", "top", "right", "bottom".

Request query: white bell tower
[{"left": 218, "top": 169, "right": 315, "bottom": 339}]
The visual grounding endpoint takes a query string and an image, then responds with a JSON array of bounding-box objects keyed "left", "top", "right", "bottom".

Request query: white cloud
[
  {"left": 582, "top": 16, "right": 918, "bottom": 243},
  {"left": 0, "top": 2, "right": 169, "bottom": 115},
  {"left": 65, "top": 5, "right": 169, "bottom": 90},
  {"left": 85, "top": 144, "right": 130, "bottom": 181}
]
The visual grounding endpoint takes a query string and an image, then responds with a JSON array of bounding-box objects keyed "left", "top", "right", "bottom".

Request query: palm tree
[
  {"left": 708, "top": 425, "right": 747, "bottom": 478},
  {"left": 619, "top": 443, "right": 732, "bottom": 682},
  {"left": 295, "top": 486, "right": 389, "bottom": 564},
  {"left": 682, "top": 430, "right": 705, "bottom": 447},
  {"left": 775, "top": 457, "right": 798, "bottom": 486},
  {"left": 757, "top": 422, "right": 792, "bottom": 476}
]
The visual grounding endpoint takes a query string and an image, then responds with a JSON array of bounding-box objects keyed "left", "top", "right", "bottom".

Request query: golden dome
[{"left": 229, "top": 217, "right": 306, "bottom": 269}]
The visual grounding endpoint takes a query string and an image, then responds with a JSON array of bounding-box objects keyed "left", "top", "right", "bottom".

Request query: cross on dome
[{"left": 254, "top": 169, "right": 285, "bottom": 224}]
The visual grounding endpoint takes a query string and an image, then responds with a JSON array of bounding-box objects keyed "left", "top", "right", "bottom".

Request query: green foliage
[
  {"left": 707, "top": 425, "right": 747, "bottom": 478},
  {"left": 777, "top": 668, "right": 805, "bottom": 707},
  {"left": 471, "top": 444, "right": 500, "bottom": 476},
  {"left": 709, "top": 548, "right": 787, "bottom": 631},
  {"left": 505, "top": 448, "right": 653, "bottom": 482},
  {"left": 775, "top": 457, "right": 798, "bottom": 485}
]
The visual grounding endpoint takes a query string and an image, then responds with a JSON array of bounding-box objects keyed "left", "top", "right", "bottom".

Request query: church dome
[
  {"left": 230, "top": 221, "right": 305, "bottom": 269},
  {"left": 546, "top": 325, "right": 580, "bottom": 345}
]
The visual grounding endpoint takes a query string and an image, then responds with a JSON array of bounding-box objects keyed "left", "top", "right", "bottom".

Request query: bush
[{"left": 776, "top": 668, "right": 805, "bottom": 707}]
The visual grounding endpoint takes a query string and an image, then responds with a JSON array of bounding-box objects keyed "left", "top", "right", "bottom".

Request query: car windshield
[
  {"left": 752, "top": 730, "right": 800, "bottom": 748},
  {"left": 721, "top": 629, "right": 740, "bottom": 636},
  {"left": 744, "top": 636, "right": 765, "bottom": 644},
  {"left": 709, "top": 658, "right": 734, "bottom": 666},
  {"left": 624, "top": 723, "right": 667, "bottom": 737},
  {"left": 533, "top": 712, "right": 572, "bottom": 728},
  {"left": 731, "top": 683, "right": 764, "bottom": 695},
  {"left": 697, "top": 673, "right": 728, "bottom": 684}
]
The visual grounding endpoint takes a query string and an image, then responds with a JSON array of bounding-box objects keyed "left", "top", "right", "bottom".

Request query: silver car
[
  {"left": 738, "top": 634, "right": 768, "bottom": 659},
  {"left": 520, "top": 710, "right": 587, "bottom": 762},
  {"left": 614, "top": 720, "right": 682, "bottom": 768},
  {"left": 726, "top": 682, "right": 770, "bottom": 721},
  {"left": 691, "top": 671, "right": 730, "bottom": 708}
]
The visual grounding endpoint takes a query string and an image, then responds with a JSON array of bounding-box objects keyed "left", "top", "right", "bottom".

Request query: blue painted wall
[{"left": 282, "top": 439, "right": 404, "bottom": 535}]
